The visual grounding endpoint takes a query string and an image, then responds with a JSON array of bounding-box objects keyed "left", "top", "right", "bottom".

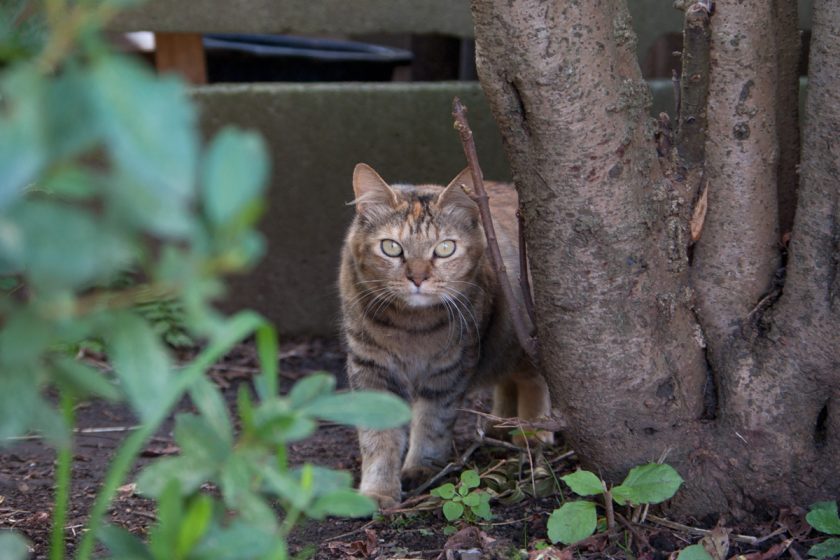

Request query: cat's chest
[{"left": 364, "top": 314, "right": 478, "bottom": 379}]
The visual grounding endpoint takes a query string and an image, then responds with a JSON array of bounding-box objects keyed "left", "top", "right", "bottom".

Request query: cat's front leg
[
  {"left": 401, "top": 388, "right": 465, "bottom": 490},
  {"left": 357, "top": 426, "right": 406, "bottom": 509},
  {"left": 349, "top": 356, "right": 410, "bottom": 508}
]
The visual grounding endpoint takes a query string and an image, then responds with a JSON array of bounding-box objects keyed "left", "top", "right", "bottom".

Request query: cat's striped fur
[{"left": 339, "top": 163, "right": 551, "bottom": 508}]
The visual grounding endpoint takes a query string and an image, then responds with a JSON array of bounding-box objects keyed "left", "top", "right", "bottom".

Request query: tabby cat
[{"left": 339, "top": 163, "right": 552, "bottom": 508}]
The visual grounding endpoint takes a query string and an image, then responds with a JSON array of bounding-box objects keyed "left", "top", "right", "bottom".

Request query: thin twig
[
  {"left": 646, "top": 514, "right": 760, "bottom": 545},
  {"left": 452, "top": 97, "right": 537, "bottom": 360},
  {"left": 603, "top": 482, "right": 616, "bottom": 535},
  {"left": 323, "top": 519, "right": 377, "bottom": 542},
  {"left": 516, "top": 209, "right": 537, "bottom": 328},
  {"left": 405, "top": 440, "right": 483, "bottom": 497},
  {"left": 616, "top": 511, "right": 650, "bottom": 551}
]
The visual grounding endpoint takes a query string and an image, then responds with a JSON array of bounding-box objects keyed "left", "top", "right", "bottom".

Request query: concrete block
[
  {"left": 109, "top": 0, "right": 474, "bottom": 37},
  {"left": 194, "top": 82, "right": 509, "bottom": 336}
]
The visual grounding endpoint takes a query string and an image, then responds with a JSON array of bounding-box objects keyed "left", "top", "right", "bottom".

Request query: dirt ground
[{"left": 0, "top": 339, "right": 822, "bottom": 559}]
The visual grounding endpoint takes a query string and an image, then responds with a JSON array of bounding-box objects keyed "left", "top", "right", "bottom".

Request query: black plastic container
[{"left": 203, "top": 34, "right": 413, "bottom": 82}]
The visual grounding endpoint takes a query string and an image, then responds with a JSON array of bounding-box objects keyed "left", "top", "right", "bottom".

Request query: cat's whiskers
[
  {"left": 447, "top": 279, "right": 487, "bottom": 296},
  {"left": 441, "top": 286, "right": 481, "bottom": 355},
  {"left": 366, "top": 288, "right": 401, "bottom": 321},
  {"left": 440, "top": 293, "right": 464, "bottom": 348},
  {"left": 348, "top": 284, "right": 391, "bottom": 310}
]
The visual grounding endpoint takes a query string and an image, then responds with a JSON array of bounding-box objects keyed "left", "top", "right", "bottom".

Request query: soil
[{"left": 0, "top": 339, "right": 818, "bottom": 559}]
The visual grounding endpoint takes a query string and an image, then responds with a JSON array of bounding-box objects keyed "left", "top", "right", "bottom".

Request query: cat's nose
[
  {"left": 407, "top": 271, "right": 429, "bottom": 287},
  {"left": 406, "top": 261, "right": 431, "bottom": 287}
]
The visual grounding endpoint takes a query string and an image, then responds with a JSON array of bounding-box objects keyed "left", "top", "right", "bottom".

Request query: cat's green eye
[
  {"left": 434, "top": 240, "right": 456, "bottom": 258},
  {"left": 381, "top": 239, "right": 403, "bottom": 257}
]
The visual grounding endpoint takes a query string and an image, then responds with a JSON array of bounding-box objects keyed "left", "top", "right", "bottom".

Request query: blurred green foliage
[{"left": 0, "top": 2, "right": 411, "bottom": 559}]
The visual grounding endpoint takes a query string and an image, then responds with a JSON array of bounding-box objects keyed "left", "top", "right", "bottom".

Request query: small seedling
[
  {"left": 805, "top": 501, "right": 840, "bottom": 559},
  {"left": 431, "top": 469, "right": 492, "bottom": 527},
  {"left": 547, "top": 463, "right": 684, "bottom": 545}
]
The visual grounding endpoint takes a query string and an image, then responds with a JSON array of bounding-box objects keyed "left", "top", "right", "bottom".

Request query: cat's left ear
[{"left": 436, "top": 168, "right": 478, "bottom": 214}]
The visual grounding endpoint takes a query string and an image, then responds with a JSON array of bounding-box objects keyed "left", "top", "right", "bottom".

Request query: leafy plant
[
  {"left": 0, "top": 1, "right": 411, "bottom": 559},
  {"left": 805, "top": 501, "right": 840, "bottom": 559},
  {"left": 547, "top": 464, "right": 684, "bottom": 545},
  {"left": 99, "top": 372, "right": 410, "bottom": 560},
  {"left": 431, "top": 469, "right": 493, "bottom": 529}
]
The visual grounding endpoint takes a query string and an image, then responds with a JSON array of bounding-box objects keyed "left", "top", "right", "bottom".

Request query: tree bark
[{"left": 471, "top": 0, "right": 840, "bottom": 517}]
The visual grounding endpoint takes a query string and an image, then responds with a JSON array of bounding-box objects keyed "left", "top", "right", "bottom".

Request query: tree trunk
[{"left": 471, "top": 0, "right": 840, "bottom": 517}]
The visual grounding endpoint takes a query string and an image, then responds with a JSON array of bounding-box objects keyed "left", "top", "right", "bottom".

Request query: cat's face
[{"left": 349, "top": 164, "right": 486, "bottom": 309}]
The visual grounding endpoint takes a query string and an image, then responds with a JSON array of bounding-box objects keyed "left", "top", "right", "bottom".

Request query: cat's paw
[
  {"left": 400, "top": 465, "right": 436, "bottom": 491},
  {"left": 362, "top": 489, "right": 400, "bottom": 510},
  {"left": 512, "top": 429, "right": 555, "bottom": 448}
]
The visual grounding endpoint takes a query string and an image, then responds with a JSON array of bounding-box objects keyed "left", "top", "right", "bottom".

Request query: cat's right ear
[{"left": 352, "top": 163, "right": 399, "bottom": 216}]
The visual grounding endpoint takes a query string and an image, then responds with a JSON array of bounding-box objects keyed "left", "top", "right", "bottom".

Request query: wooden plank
[{"left": 154, "top": 33, "right": 207, "bottom": 85}]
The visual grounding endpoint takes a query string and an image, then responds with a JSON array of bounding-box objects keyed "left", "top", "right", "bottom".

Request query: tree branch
[
  {"left": 675, "top": 3, "right": 711, "bottom": 171},
  {"left": 451, "top": 97, "right": 537, "bottom": 360},
  {"left": 691, "top": 0, "right": 781, "bottom": 356}
]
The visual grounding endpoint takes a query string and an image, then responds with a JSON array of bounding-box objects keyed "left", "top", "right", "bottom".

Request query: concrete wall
[
  {"left": 119, "top": 1, "right": 813, "bottom": 335},
  {"left": 196, "top": 83, "right": 508, "bottom": 335},
  {"left": 110, "top": 0, "right": 474, "bottom": 37}
]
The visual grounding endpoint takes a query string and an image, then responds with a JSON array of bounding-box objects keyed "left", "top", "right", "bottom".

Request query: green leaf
[
  {"left": 190, "top": 520, "right": 278, "bottom": 560},
  {"left": 472, "top": 493, "right": 492, "bottom": 521},
  {"left": 106, "top": 313, "right": 173, "bottom": 422},
  {"left": 136, "top": 456, "right": 213, "bottom": 498},
  {"left": 0, "top": 369, "right": 40, "bottom": 442},
  {"left": 44, "top": 65, "right": 101, "bottom": 160},
  {"left": 442, "top": 501, "right": 465, "bottom": 522},
  {"left": 253, "top": 400, "right": 316, "bottom": 443},
  {"left": 257, "top": 463, "right": 311, "bottom": 510},
  {"left": 809, "top": 538, "right": 840, "bottom": 559},
  {"left": 547, "top": 501, "right": 597, "bottom": 545},
  {"left": 297, "top": 465, "right": 354, "bottom": 496},
  {"left": 98, "top": 524, "right": 153, "bottom": 560},
  {"left": 462, "top": 492, "right": 481, "bottom": 508},
  {"left": 807, "top": 502, "right": 840, "bottom": 535},
  {"left": 676, "top": 544, "right": 714, "bottom": 560},
  {"left": 0, "top": 531, "right": 30, "bottom": 560},
  {"left": 90, "top": 56, "right": 197, "bottom": 202},
  {"left": 38, "top": 165, "right": 98, "bottom": 200},
  {"left": 201, "top": 127, "right": 269, "bottom": 227},
  {"left": 302, "top": 390, "right": 410, "bottom": 429},
  {"left": 176, "top": 494, "right": 214, "bottom": 557},
  {"left": 460, "top": 469, "right": 480, "bottom": 490},
  {"left": 561, "top": 469, "right": 604, "bottom": 497},
  {"left": 149, "top": 479, "right": 183, "bottom": 559},
  {"left": 288, "top": 373, "right": 336, "bottom": 407},
  {"left": 0, "top": 65, "right": 45, "bottom": 211},
  {"left": 308, "top": 489, "right": 376, "bottom": 519},
  {"left": 612, "top": 463, "right": 684, "bottom": 506},
  {"left": 0, "top": 310, "right": 54, "bottom": 367},
  {"left": 174, "top": 413, "right": 232, "bottom": 466},
  {"left": 254, "top": 319, "right": 278, "bottom": 400},
  {"left": 105, "top": 173, "right": 194, "bottom": 239},
  {"left": 431, "top": 483, "right": 456, "bottom": 500},
  {"left": 232, "top": 490, "right": 279, "bottom": 533},
  {"left": 11, "top": 200, "right": 133, "bottom": 292},
  {"left": 50, "top": 357, "right": 121, "bottom": 401},
  {"left": 188, "top": 375, "right": 233, "bottom": 446}
]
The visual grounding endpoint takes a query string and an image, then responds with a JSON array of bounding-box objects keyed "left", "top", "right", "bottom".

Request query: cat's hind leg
[{"left": 512, "top": 371, "right": 554, "bottom": 446}]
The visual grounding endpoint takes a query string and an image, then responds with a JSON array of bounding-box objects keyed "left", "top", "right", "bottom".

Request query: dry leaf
[
  {"left": 528, "top": 547, "right": 574, "bottom": 560},
  {"left": 700, "top": 526, "right": 731, "bottom": 560},
  {"left": 117, "top": 482, "right": 136, "bottom": 497},
  {"left": 690, "top": 184, "right": 709, "bottom": 243}
]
